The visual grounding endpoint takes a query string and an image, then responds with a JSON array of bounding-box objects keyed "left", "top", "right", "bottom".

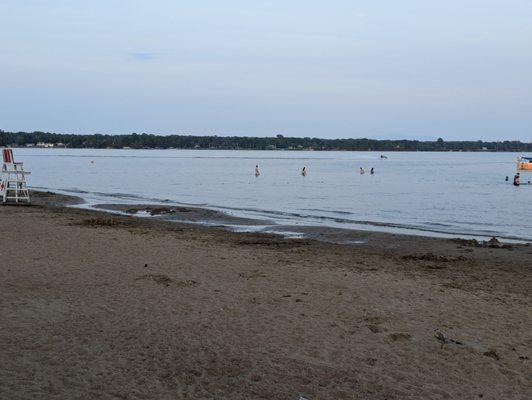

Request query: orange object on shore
[{"left": 517, "top": 156, "right": 532, "bottom": 170}]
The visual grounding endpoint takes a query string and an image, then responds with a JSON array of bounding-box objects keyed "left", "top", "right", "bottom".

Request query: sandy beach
[{"left": 1, "top": 191, "right": 530, "bottom": 399}]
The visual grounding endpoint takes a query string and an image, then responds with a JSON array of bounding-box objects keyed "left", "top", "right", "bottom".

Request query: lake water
[{"left": 14, "top": 148, "right": 532, "bottom": 242}]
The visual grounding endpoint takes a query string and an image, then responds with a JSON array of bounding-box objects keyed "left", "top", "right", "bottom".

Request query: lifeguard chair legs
[{"left": 1, "top": 148, "right": 31, "bottom": 205}]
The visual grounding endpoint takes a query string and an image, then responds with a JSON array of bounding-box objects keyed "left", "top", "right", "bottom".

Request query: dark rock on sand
[{"left": 483, "top": 350, "right": 500, "bottom": 360}]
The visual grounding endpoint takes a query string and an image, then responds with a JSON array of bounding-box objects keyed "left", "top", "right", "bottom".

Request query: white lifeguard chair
[{"left": 1, "top": 148, "right": 31, "bottom": 205}]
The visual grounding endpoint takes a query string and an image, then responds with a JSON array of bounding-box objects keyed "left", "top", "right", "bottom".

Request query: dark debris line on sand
[{"left": 135, "top": 274, "right": 199, "bottom": 288}]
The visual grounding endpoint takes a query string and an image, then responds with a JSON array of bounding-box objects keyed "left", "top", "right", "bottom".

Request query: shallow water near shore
[{"left": 17, "top": 148, "right": 532, "bottom": 242}]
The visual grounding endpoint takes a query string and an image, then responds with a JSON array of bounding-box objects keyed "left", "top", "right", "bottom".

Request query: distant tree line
[{"left": 1, "top": 130, "right": 531, "bottom": 152}]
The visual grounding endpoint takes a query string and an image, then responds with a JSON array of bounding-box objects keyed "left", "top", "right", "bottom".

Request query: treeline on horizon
[{"left": 1, "top": 130, "right": 531, "bottom": 152}]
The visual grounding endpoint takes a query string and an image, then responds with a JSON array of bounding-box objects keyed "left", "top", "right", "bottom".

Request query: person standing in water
[
  {"left": 255, "top": 165, "right": 260, "bottom": 177},
  {"left": 360, "top": 167, "right": 365, "bottom": 175},
  {"left": 370, "top": 167, "right": 374, "bottom": 175},
  {"left": 513, "top": 173, "right": 520, "bottom": 186},
  {"left": 301, "top": 166, "right": 307, "bottom": 176}
]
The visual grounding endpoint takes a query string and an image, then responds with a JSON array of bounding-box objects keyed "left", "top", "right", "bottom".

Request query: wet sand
[
  {"left": 95, "top": 203, "right": 268, "bottom": 226},
  {"left": 0, "top": 191, "right": 530, "bottom": 399}
]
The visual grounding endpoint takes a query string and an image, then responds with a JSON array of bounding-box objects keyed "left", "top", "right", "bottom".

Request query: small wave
[
  {"left": 57, "top": 188, "right": 90, "bottom": 194},
  {"left": 425, "top": 222, "right": 453, "bottom": 227},
  {"left": 301, "top": 208, "right": 353, "bottom": 215}
]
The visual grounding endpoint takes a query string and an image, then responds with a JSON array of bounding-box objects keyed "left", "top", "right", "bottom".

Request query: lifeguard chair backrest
[{"left": 2, "top": 148, "right": 14, "bottom": 164}]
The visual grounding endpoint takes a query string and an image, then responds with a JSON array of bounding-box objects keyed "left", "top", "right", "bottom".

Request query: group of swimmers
[
  {"left": 359, "top": 167, "right": 375, "bottom": 175},
  {"left": 254, "top": 165, "right": 375, "bottom": 177}
]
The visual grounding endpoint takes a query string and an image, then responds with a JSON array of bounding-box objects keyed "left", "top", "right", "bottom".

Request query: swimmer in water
[
  {"left": 360, "top": 167, "right": 365, "bottom": 175},
  {"left": 255, "top": 165, "right": 260, "bottom": 177},
  {"left": 301, "top": 166, "right": 307, "bottom": 176},
  {"left": 370, "top": 167, "right": 374, "bottom": 175},
  {"left": 513, "top": 173, "right": 520, "bottom": 186}
]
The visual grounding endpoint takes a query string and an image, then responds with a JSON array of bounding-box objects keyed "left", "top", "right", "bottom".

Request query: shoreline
[
  {"left": 31, "top": 190, "right": 532, "bottom": 255},
  {"left": 33, "top": 188, "right": 532, "bottom": 244},
  {"left": 1, "top": 191, "right": 531, "bottom": 399}
]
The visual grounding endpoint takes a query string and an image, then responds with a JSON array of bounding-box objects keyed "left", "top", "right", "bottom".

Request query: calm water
[{"left": 15, "top": 149, "right": 532, "bottom": 242}]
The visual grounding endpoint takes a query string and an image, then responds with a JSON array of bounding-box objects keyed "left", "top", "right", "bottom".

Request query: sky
[{"left": 1, "top": 0, "right": 531, "bottom": 141}]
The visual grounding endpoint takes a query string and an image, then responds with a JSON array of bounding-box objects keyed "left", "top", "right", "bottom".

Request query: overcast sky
[{"left": 1, "top": 0, "right": 531, "bottom": 141}]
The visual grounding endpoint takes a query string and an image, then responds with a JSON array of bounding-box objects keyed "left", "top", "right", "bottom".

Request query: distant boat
[{"left": 517, "top": 156, "right": 532, "bottom": 171}]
